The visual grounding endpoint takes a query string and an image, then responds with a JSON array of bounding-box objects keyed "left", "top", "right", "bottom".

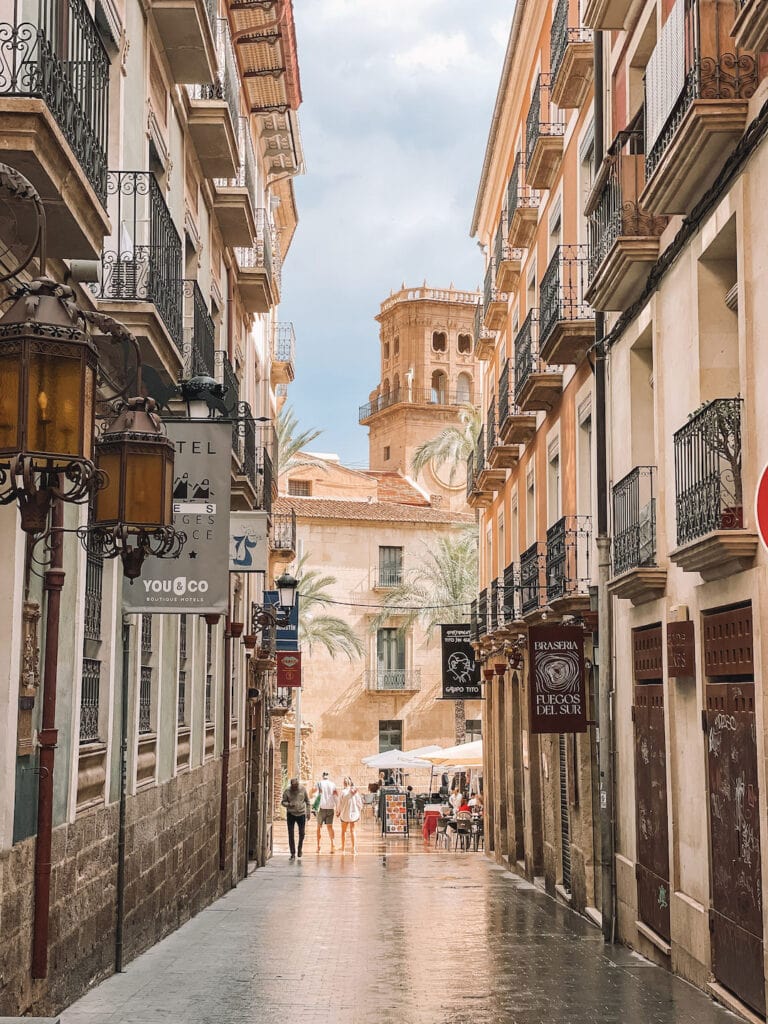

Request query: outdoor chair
[
  {"left": 471, "top": 817, "right": 484, "bottom": 852},
  {"left": 435, "top": 816, "right": 451, "bottom": 849},
  {"left": 454, "top": 812, "right": 472, "bottom": 852}
]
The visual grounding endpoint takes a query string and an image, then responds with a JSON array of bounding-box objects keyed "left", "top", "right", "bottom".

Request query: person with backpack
[{"left": 311, "top": 771, "right": 338, "bottom": 853}]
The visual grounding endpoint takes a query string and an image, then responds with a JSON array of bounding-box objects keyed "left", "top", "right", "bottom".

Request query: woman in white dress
[{"left": 338, "top": 777, "right": 363, "bottom": 854}]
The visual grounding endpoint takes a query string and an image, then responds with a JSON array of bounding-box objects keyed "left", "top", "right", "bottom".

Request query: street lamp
[{"left": 251, "top": 569, "right": 298, "bottom": 632}]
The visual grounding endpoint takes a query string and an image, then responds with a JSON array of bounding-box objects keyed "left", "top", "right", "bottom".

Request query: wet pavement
[{"left": 61, "top": 817, "right": 738, "bottom": 1024}]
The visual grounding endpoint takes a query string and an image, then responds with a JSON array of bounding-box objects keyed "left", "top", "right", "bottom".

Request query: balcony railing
[
  {"left": 83, "top": 545, "right": 103, "bottom": 642},
  {"left": 520, "top": 542, "right": 544, "bottom": 615},
  {"left": 525, "top": 74, "right": 565, "bottom": 173},
  {"left": 486, "top": 398, "right": 498, "bottom": 460},
  {"left": 215, "top": 115, "right": 257, "bottom": 199},
  {"left": 359, "top": 385, "right": 468, "bottom": 422},
  {"left": 551, "top": 0, "right": 593, "bottom": 86},
  {"left": 273, "top": 687, "right": 294, "bottom": 709},
  {"left": 674, "top": 398, "right": 743, "bottom": 546},
  {"left": 274, "top": 322, "right": 296, "bottom": 366},
  {"left": 545, "top": 515, "right": 592, "bottom": 603},
  {"left": 375, "top": 566, "right": 403, "bottom": 588},
  {"left": 79, "top": 658, "right": 101, "bottom": 743},
  {"left": 645, "top": 1, "right": 757, "bottom": 182},
  {"left": 235, "top": 208, "right": 280, "bottom": 292},
  {"left": 473, "top": 300, "right": 495, "bottom": 350},
  {"left": 502, "top": 562, "right": 520, "bottom": 623},
  {"left": 177, "top": 670, "right": 187, "bottom": 727},
  {"left": 139, "top": 666, "right": 152, "bottom": 734},
  {"left": 365, "top": 669, "right": 422, "bottom": 692},
  {"left": 0, "top": 0, "right": 110, "bottom": 203},
  {"left": 613, "top": 466, "right": 658, "bottom": 576},
  {"left": 187, "top": 18, "right": 240, "bottom": 131},
  {"left": 466, "top": 449, "right": 476, "bottom": 501},
  {"left": 470, "top": 598, "right": 478, "bottom": 641},
  {"left": 513, "top": 310, "right": 538, "bottom": 403},
  {"left": 484, "top": 260, "right": 506, "bottom": 317},
  {"left": 100, "top": 171, "right": 183, "bottom": 349},
  {"left": 141, "top": 614, "right": 152, "bottom": 655},
  {"left": 490, "top": 578, "right": 499, "bottom": 631},
  {"left": 478, "top": 587, "right": 488, "bottom": 637},
  {"left": 506, "top": 152, "right": 540, "bottom": 230},
  {"left": 255, "top": 444, "right": 274, "bottom": 514},
  {"left": 494, "top": 217, "right": 523, "bottom": 285},
  {"left": 271, "top": 509, "right": 297, "bottom": 553},
  {"left": 183, "top": 280, "right": 216, "bottom": 377},
  {"left": 539, "top": 245, "right": 592, "bottom": 351}
]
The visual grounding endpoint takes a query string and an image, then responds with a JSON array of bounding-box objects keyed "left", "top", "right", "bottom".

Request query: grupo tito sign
[{"left": 528, "top": 624, "right": 587, "bottom": 734}]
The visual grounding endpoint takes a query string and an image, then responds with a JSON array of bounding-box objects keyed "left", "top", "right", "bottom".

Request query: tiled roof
[
  {"left": 274, "top": 496, "right": 473, "bottom": 525},
  {"left": 364, "top": 471, "right": 430, "bottom": 507}
]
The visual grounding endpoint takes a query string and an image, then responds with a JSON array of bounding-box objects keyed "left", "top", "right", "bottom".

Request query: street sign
[
  {"left": 528, "top": 624, "right": 587, "bottom": 734},
  {"left": 277, "top": 651, "right": 302, "bottom": 687},
  {"left": 123, "top": 420, "right": 231, "bottom": 613},
  {"left": 229, "top": 511, "right": 269, "bottom": 573},
  {"left": 440, "top": 624, "right": 481, "bottom": 699}
]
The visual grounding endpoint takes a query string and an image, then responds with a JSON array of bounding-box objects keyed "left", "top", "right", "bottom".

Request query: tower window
[
  {"left": 383, "top": 341, "right": 390, "bottom": 360},
  {"left": 458, "top": 333, "right": 471, "bottom": 354},
  {"left": 394, "top": 336, "right": 400, "bottom": 356},
  {"left": 432, "top": 331, "right": 447, "bottom": 352},
  {"left": 383, "top": 446, "right": 390, "bottom": 461}
]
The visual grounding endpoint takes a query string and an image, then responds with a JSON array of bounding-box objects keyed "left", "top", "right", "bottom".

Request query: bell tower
[{"left": 359, "top": 284, "right": 480, "bottom": 511}]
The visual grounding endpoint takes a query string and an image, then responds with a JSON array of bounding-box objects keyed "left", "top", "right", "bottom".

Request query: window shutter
[{"left": 645, "top": 0, "right": 685, "bottom": 152}]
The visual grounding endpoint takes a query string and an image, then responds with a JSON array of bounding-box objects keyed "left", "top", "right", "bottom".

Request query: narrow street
[{"left": 60, "top": 825, "right": 738, "bottom": 1024}]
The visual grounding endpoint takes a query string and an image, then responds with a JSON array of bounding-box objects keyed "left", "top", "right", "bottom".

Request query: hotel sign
[{"left": 529, "top": 624, "right": 587, "bottom": 734}]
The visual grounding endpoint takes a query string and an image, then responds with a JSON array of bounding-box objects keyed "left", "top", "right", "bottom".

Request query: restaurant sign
[
  {"left": 440, "top": 624, "right": 481, "bottom": 700},
  {"left": 123, "top": 420, "right": 231, "bottom": 614},
  {"left": 229, "top": 511, "right": 269, "bottom": 573},
  {"left": 277, "top": 651, "right": 302, "bottom": 687},
  {"left": 383, "top": 793, "right": 408, "bottom": 836},
  {"left": 666, "top": 620, "right": 695, "bottom": 677},
  {"left": 528, "top": 624, "right": 587, "bottom": 734}
]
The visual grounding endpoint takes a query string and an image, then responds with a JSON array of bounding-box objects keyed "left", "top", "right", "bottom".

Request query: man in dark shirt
[{"left": 281, "top": 778, "right": 311, "bottom": 861}]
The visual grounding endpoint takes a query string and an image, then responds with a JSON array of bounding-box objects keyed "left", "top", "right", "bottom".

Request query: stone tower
[{"left": 359, "top": 284, "right": 480, "bottom": 512}]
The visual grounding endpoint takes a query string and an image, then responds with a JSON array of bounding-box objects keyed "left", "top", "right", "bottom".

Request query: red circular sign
[{"left": 756, "top": 463, "right": 768, "bottom": 551}]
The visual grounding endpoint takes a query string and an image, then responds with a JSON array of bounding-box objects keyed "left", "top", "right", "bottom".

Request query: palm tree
[
  {"left": 295, "top": 556, "right": 363, "bottom": 660},
  {"left": 369, "top": 528, "right": 478, "bottom": 742},
  {"left": 276, "top": 406, "right": 329, "bottom": 479},
  {"left": 410, "top": 404, "right": 482, "bottom": 485}
]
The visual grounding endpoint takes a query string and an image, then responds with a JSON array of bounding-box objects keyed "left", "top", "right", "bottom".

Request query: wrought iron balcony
[
  {"left": 79, "top": 658, "right": 101, "bottom": 743},
  {"left": 152, "top": 0, "right": 217, "bottom": 84},
  {"left": 538, "top": 245, "right": 594, "bottom": 365},
  {"left": 359, "top": 385, "right": 467, "bottom": 423},
  {"left": 498, "top": 359, "right": 537, "bottom": 447},
  {"left": 514, "top": 309, "right": 562, "bottom": 413},
  {"left": 255, "top": 443, "right": 274, "bottom": 515},
  {"left": 0, "top": 0, "right": 110, "bottom": 205},
  {"left": 83, "top": 545, "right": 104, "bottom": 642},
  {"left": 613, "top": 466, "right": 659, "bottom": 576},
  {"left": 478, "top": 588, "right": 488, "bottom": 637},
  {"left": 525, "top": 74, "right": 565, "bottom": 190},
  {"left": 141, "top": 614, "right": 153, "bottom": 655},
  {"left": 271, "top": 509, "right": 297, "bottom": 555},
  {"left": 235, "top": 209, "right": 281, "bottom": 313},
  {"left": 483, "top": 260, "right": 508, "bottom": 331},
  {"left": 272, "top": 687, "right": 294, "bottom": 710},
  {"left": 520, "top": 542, "right": 545, "bottom": 616},
  {"left": 183, "top": 280, "right": 216, "bottom": 378},
  {"left": 545, "top": 515, "right": 592, "bottom": 610},
  {"left": 494, "top": 217, "right": 523, "bottom": 292},
  {"left": 506, "top": 152, "right": 540, "bottom": 249},
  {"left": 364, "top": 669, "right": 422, "bottom": 692},
  {"left": 487, "top": 392, "right": 519, "bottom": 470},
  {"left": 374, "top": 566, "right": 403, "bottom": 589},
  {"left": 466, "top": 429, "right": 500, "bottom": 507},
  {"left": 502, "top": 562, "right": 521, "bottom": 624},
  {"left": 490, "top": 578, "right": 499, "bottom": 632},
  {"left": 99, "top": 171, "right": 184, "bottom": 350},
  {"left": 272, "top": 322, "right": 296, "bottom": 385},
  {"left": 550, "top": 0, "right": 593, "bottom": 108},
  {"left": 213, "top": 117, "right": 258, "bottom": 247},
  {"left": 643, "top": 0, "right": 757, "bottom": 214},
  {"left": 186, "top": 18, "right": 240, "bottom": 179},
  {"left": 473, "top": 300, "right": 496, "bottom": 360},
  {"left": 586, "top": 129, "right": 667, "bottom": 312},
  {"left": 139, "top": 666, "right": 152, "bottom": 734},
  {"left": 470, "top": 599, "right": 478, "bottom": 642}
]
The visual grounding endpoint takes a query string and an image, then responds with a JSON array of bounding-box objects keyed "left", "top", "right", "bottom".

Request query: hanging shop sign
[
  {"left": 229, "top": 511, "right": 269, "bottom": 573},
  {"left": 123, "top": 420, "right": 231, "bottom": 614},
  {"left": 264, "top": 590, "right": 299, "bottom": 650},
  {"left": 666, "top": 620, "right": 696, "bottom": 677},
  {"left": 528, "top": 624, "right": 587, "bottom": 734},
  {"left": 277, "top": 651, "right": 302, "bottom": 687},
  {"left": 440, "top": 624, "right": 481, "bottom": 700}
]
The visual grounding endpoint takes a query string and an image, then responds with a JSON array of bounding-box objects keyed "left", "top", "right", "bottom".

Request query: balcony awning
[{"left": 230, "top": 0, "right": 302, "bottom": 113}]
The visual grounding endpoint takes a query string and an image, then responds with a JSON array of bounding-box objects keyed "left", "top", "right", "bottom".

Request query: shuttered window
[{"left": 645, "top": 0, "right": 685, "bottom": 152}]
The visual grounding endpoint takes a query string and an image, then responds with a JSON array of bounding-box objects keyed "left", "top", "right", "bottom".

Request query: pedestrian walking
[
  {"left": 311, "top": 771, "right": 339, "bottom": 853},
  {"left": 280, "top": 778, "right": 311, "bottom": 861},
  {"left": 338, "top": 777, "right": 363, "bottom": 854}
]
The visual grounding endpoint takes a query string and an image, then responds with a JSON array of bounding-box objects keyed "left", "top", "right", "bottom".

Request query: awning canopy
[
  {"left": 419, "top": 740, "right": 483, "bottom": 768},
  {"left": 361, "top": 749, "right": 435, "bottom": 770}
]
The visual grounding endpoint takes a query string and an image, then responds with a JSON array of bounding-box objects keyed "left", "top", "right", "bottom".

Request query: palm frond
[
  {"left": 301, "top": 616, "right": 364, "bottom": 660},
  {"left": 410, "top": 404, "right": 482, "bottom": 481},
  {"left": 276, "top": 406, "right": 329, "bottom": 477}
]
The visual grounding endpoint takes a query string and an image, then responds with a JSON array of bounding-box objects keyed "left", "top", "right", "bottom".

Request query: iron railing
[
  {"left": 375, "top": 565, "right": 403, "bottom": 588},
  {"left": 205, "top": 623, "right": 213, "bottom": 723},
  {"left": 139, "top": 666, "right": 152, "bottom": 734},
  {"left": 364, "top": 669, "right": 422, "bottom": 692},
  {"left": 539, "top": 245, "right": 592, "bottom": 351},
  {"left": 470, "top": 599, "right": 478, "bottom": 641},
  {"left": 0, "top": 0, "right": 109, "bottom": 202},
  {"left": 214, "top": 116, "right": 257, "bottom": 204},
  {"left": 520, "top": 542, "right": 544, "bottom": 615},
  {"left": 83, "top": 545, "right": 103, "bottom": 641},
  {"left": 513, "top": 309, "right": 538, "bottom": 403},
  {"left": 545, "top": 515, "right": 592, "bottom": 602},
  {"left": 236, "top": 208, "right": 280, "bottom": 296},
  {"left": 506, "top": 152, "right": 540, "bottom": 230},
  {"left": 79, "top": 658, "right": 101, "bottom": 742},
  {"left": 486, "top": 397, "right": 498, "bottom": 460},
  {"left": 221, "top": 354, "right": 242, "bottom": 460},
  {"left": 273, "top": 687, "right": 294, "bottom": 709},
  {"left": 179, "top": 614, "right": 188, "bottom": 661},
  {"left": 526, "top": 74, "right": 565, "bottom": 173},
  {"left": 490, "top": 578, "right": 499, "bottom": 631},
  {"left": 183, "top": 280, "right": 216, "bottom": 377},
  {"left": 499, "top": 360, "right": 511, "bottom": 432},
  {"left": 473, "top": 299, "right": 495, "bottom": 349},
  {"left": 674, "top": 398, "right": 744, "bottom": 545},
  {"left": 271, "top": 509, "right": 297, "bottom": 553},
  {"left": 478, "top": 588, "right": 488, "bottom": 637},
  {"left": 188, "top": 18, "right": 240, "bottom": 131},
  {"left": 551, "top": 0, "right": 593, "bottom": 87},
  {"left": 466, "top": 449, "right": 476, "bottom": 501},
  {"left": 645, "top": 0, "right": 757, "bottom": 180},
  {"left": 359, "top": 385, "right": 468, "bottom": 422},
  {"left": 177, "top": 670, "right": 186, "bottom": 727},
  {"left": 141, "top": 614, "right": 152, "bottom": 655},
  {"left": 494, "top": 217, "right": 523, "bottom": 281},
  {"left": 100, "top": 171, "right": 183, "bottom": 349},
  {"left": 484, "top": 259, "right": 506, "bottom": 314},
  {"left": 613, "top": 466, "right": 658, "bottom": 575},
  {"left": 273, "top": 322, "right": 296, "bottom": 365},
  {"left": 255, "top": 444, "right": 273, "bottom": 514},
  {"left": 503, "top": 562, "right": 520, "bottom": 622}
]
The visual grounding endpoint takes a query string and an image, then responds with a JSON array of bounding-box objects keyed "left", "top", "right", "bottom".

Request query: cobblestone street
[{"left": 59, "top": 822, "right": 738, "bottom": 1024}]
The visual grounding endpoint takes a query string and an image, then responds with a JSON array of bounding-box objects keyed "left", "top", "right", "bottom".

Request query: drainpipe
[
  {"left": 31, "top": 498, "right": 64, "bottom": 979},
  {"left": 115, "top": 617, "right": 131, "bottom": 973},
  {"left": 593, "top": 28, "right": 616, "bottom": 944},
  {"left": 219, "top": 613, "right": 232, "bottom": 872}
]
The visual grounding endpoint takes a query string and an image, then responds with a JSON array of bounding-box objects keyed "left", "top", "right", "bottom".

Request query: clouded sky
[{"left": 279, "top": 2, "right": 511, "bottom": 467}]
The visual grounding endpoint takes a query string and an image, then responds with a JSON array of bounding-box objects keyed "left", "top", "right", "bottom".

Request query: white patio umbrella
[
  {"left": 419, "top": 739, "right": 483, "bottom": 768},
  {"left": 361, "top": 749, "right": 434, "bottom": 770}
]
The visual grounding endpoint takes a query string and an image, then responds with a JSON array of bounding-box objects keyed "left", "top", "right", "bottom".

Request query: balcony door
[
  {"left": 377, "top": 628, "right": 405, "bottom": 689},
  {"left": 378, "top": 546, "right": 403, "bottom": 587}
]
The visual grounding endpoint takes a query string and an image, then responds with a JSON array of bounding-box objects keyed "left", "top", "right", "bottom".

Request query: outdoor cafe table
[{"left": 422, "top": 805, "right": 443, "bottom": 841}]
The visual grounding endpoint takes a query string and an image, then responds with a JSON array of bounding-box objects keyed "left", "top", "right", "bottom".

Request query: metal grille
[
  {"left": 559, "top": 734, "right": 572, "bottom": 893},
  {"left": 506, "top": 152, "right": 540, "bottom": 227},
  {"left": 466, "top": 449, "right": 475, "bottom": 501},
  {"left": 100, "top": 171, "right": 183, "bottom": 348},
  {"left": 235, "top": 209, "right": 280, "bottom": 296},
  {"left": 222, "top": 355, "right": 241, "bottom": 459},
  {"left": 550, "top": 0, "right": 592, "bottom": 87},
  {"left": 271, "top": 509, "right": 297, "bottom": 552},
  {"left": 486, "top": 397, "right": 497, "bottom": 459},
  {"left": 205, "top": 623, "right": 213, "bottom": 723},
  {"left": 673, "top": 398, "right": 743, "bottom": 545},
  {"left": 525, "top": 74, "right": 565, "bottom": 173},
  {"left": 178, "top": 669, "right": 186, "bottom": 726},
  {"left": 359, "top": 385, "right": 469, "bottom": 422},
  {"left": 139, "top": 666, "right": 152, "bottom": 734},
  {"left": 83, "top": 545, "right": 104, "bottom": 642},
  {"left": 520, "top": 542, "right": 544, "bottom": 615},
  {"left": 498, "top": 360, "right": 511, "bottom": 432},
  {"left": 364, "top": 669, "right": 422, "bottom": 692},
  {"left": 490, "top": 578, "right": 499, "bottom": 631},
  {"left": 612, "top": 466, "right": 657, "bottom": 576},
  {"left": 256, "top": 444, "right": 273, "bottom": 514},
  {"left": 79, "top": 658, "right": 101, "bottom": 742},
  {"left": 179, "top": 615, "right": 188, "bottom": 660},
  {"left": 470, "top": 599, "right": 478, "bottom": 641},
  {"left": 702, "top": 604, "right": 754, "bottom": 678},
  {"left": 539, "top": 245, "right": 592, "bottom": 352},
  {"left": 141, "top": 614, "right": 152, "bottom": 655},
  {"left": 513, "top": 309, "right": 538, "bottom": 403},
  {"left": 273, "top": 322, "right": 296, "bottom": 364},
  {"left": 478, "top": 588, "right": 488, "bottom": 637},
  {"left": 633, "top": 624, "right": 663, "bottom": 680},
  {"left": 545, "top": 515, "right": 591, "bottom": 603},
  {"left": 215, "top": 116, "right": 257, "bottom": 201},
  {"left": 484, "top": 259, "right": 507, "bottom": 313},
  {"left": 503, "top": 562, "right": 520, "bottom": 622},
  {"left": 183, "top": 280, "right": 216, "bottom": 377},
  {"left": 188, "top": 18, "right": 240, "bottom": 131},
  {"left": 0, "top": 0, "right": 109, "bottom": 202}
]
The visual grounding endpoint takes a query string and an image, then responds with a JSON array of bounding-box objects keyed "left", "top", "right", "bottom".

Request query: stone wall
[{"left": 0, "top": 749, "right": 247, "bottom": 1017}]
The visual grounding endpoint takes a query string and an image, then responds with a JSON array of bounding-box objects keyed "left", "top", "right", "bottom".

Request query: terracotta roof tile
[
  {"left": 274, "top": 496, "right": 473, "bottom": 525},
  {"left": 364, "top": 471, "right": 430, "bottom": 506}
]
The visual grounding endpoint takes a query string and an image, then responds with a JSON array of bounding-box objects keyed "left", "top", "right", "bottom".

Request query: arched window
[
  {"left": 432, "top": 331, "right": 447, "bottom": 353},
  {"left": 457, "top": 333, "right": 472, "bottom": 354},
  {"left": 383, "top": 340, "right": 390, "bottom": 360},
  {"left": 431, "top": 370, "right": 447, "bottom": 404},
  {"left": 394, "top": 336, "right": 400, "bottom": 356},
  {"left": 456, "top": 372, "right": 472, "bottom": 403}
]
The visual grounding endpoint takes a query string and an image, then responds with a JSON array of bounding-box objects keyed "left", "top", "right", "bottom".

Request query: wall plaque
[{"left": 667, "top": 620, "right": 695, "bottom": 677}]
